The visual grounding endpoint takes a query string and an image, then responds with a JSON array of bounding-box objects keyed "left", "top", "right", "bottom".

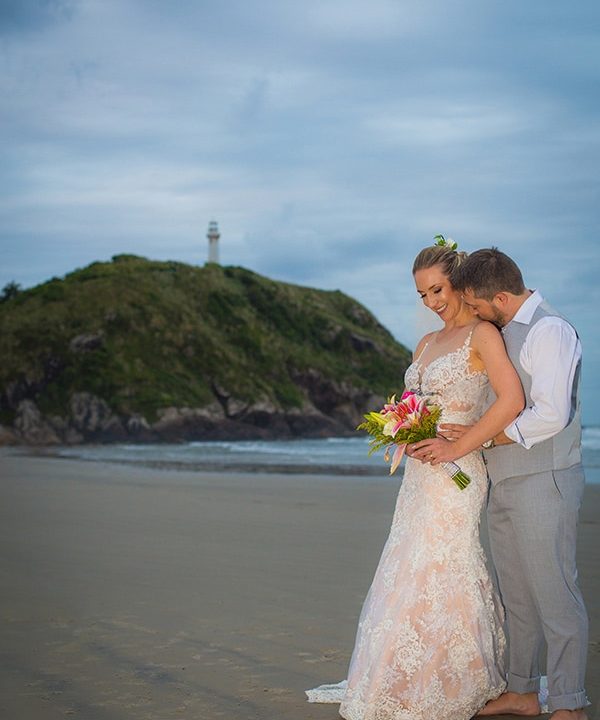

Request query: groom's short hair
[{"left": 451, "top": 247, "right": 526, "bottom": 299}]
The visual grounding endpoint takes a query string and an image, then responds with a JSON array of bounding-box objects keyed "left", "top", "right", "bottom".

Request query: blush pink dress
[{"left": 307, "top": 328, "right": 507, "bottom": 720}]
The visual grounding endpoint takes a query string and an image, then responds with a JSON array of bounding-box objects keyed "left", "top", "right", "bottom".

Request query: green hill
[{"left": 0, "top": 255, "right": 412, "bottom": 444}]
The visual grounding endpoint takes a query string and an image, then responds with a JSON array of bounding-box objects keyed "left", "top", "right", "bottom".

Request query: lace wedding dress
[{"left": 307, "top": 328, "right": 508, "bottom": 720}]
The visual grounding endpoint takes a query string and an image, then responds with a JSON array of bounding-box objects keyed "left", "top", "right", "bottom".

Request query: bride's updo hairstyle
[{"left": 412, "top": 239, "right": 468, "bottom": 285}]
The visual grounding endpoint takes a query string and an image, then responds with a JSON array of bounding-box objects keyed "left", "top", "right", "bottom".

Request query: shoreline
[
  {"left": 3, "top": 444, "right": 600, "bottom": 483},
  {"left": 0, "top": 454, "right": 598, "bottom": 719},
  {"left": 1, "top": 445, "right": 390, "bottom": 478}
]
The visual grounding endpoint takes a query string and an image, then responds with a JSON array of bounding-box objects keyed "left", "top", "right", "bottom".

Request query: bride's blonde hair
[{"left": 412, "top": 244, "right": 468, "bottom": 282}]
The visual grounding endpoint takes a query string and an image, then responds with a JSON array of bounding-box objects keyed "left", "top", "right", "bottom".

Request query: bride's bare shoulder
[
  {"left": 413, "top": 331, "right": 437, "bottom": 360},
  {"left": 471, "top": 320, "right": 502, "bottom": 337},
  {"left": 471, "top": 320, "right": 504, "bottom": 350}
]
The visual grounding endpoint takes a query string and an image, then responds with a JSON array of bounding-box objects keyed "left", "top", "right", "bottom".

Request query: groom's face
[{"left": 461, "top": 290, "right": 507, "bottom": 327}]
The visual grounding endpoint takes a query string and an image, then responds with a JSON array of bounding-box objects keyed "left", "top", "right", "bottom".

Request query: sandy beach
[{"left": 0, "top": 453, "right": 598, "bottom": 720}]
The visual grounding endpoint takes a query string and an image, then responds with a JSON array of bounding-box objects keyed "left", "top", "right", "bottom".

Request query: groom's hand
[
  {"left": 438, "top": 423, "right": 472, "bottom": 441},
  {"left": 408, "top": 437, "right": 457, "bottom": 465}
]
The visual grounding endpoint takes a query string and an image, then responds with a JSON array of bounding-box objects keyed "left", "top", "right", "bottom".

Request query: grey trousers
[{"left": 487, "top": 465, "right": 589, "bottom": 712}]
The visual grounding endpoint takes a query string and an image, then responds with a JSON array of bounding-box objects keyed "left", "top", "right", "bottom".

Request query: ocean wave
[
  {"left": 582, "top": 426, "right": 600, "bottom": 450},
  {"left": 31, "top": 427, "right": 600, "bottom": 481}
]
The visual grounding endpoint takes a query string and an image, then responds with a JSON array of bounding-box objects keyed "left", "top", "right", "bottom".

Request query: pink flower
[
  {"left": 389, "top": 443, "right": 406, "bottom": 474},
  {"left": 383, "top": 415, "right": 410, "bottom": 438},
  {"left": 404, "top": 411, "right": 421, "bottom": 426},
  {"left": 400, "top": 392, "right": 423, "bottom": 414}
]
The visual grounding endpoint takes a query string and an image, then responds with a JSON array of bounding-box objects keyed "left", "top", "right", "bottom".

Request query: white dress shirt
[{"left": 504, "top": 290, "right": 582, "bottom": 449}]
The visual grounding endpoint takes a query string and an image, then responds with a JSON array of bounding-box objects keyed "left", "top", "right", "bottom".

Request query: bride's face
[{"left": 414, "top": 264, "right": 462, "bottom": 322}]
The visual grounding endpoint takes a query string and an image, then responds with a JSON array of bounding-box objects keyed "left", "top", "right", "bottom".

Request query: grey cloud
[
  {"left": 0, "top": 0, "right": 599, "bottom": 420},
  {"left": 0, "top": 0, "right": 74, "bottom": 34}
]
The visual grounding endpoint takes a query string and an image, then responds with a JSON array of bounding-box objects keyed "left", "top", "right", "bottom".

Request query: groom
[{"left": 451, "top": 248, "right": 589, "bottom": 720}]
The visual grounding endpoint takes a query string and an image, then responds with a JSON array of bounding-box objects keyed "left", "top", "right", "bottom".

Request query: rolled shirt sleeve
[{"left": 504, "top": 317, "right": 581, "bottom": 449}]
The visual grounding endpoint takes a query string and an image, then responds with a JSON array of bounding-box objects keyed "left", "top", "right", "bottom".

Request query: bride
[{"left": 307, "top": 241, "right": 525, "bottom": 720}]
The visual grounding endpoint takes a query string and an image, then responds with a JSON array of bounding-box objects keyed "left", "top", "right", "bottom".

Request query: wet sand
[{"left": 0, "top": 453, "right": 598, "bottom": 719}]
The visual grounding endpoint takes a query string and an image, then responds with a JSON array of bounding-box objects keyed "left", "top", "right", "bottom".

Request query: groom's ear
[{"left": 493, "top": 292, "right": 510, "bottom": 307}]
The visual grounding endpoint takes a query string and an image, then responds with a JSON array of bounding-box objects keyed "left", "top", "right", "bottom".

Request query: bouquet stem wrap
[
  {"left": 357, "top": 391, "right": 471, "bottom": 491},
  {"left": 440, "top": 461, "right": 471, "bottom": 490}
]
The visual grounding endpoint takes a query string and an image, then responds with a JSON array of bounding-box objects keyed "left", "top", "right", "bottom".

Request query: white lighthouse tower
[{"left": 207, "top": 220, "right": 220, "bottom": 264}]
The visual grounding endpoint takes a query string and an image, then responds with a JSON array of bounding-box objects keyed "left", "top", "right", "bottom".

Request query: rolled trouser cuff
[
  {"left": 547, "top": 690, "right": 589, "bottom": 712},
  {"left": 507, "top": 672, "right": 540, "bottom": 695}
]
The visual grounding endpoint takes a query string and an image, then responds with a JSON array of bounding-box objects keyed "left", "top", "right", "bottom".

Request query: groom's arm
[
  {"left": 489, "top": 429, "right": 514, "bottom": 446},
  {"left": 501, "top": 317, "right": 581, "bottom": 449},
  {"left": 438, "top": 426, "right": 514, "bottom": 447}
]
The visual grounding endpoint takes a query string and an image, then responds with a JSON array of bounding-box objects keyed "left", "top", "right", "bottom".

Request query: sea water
[{"left": 50, "top": 427, "right": 600, "bottom": 482}]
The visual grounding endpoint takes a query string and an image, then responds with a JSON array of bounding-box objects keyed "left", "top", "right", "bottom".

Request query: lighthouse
[{"left": 207, "top": 220, "right": 220, "bottom": 264}]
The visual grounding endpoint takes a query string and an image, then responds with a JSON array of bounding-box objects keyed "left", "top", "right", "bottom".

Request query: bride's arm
[{"left": 410, "top": 322, "right": 524, "bottom": 464}]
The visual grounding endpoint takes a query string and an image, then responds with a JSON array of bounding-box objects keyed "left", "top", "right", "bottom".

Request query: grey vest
[{"left": 484, "top": 299, "right": 582, "bottom": 484}]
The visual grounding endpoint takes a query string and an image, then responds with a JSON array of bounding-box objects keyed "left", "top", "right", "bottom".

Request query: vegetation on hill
[{"left": 0, "top": 255, "right": 412, "bottom": 442}]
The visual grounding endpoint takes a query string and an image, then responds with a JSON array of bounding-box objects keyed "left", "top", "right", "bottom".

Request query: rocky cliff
[{"left": 0, "top": 256, "right": 412, "bottom": 445}]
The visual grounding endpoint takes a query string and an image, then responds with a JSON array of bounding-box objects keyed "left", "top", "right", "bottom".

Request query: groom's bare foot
[
  {"left": 549, "top": 710, "right": 588, "bottom": 720},
  {"left": 477, "top": 691, "right": 540, "bottom": 716}
]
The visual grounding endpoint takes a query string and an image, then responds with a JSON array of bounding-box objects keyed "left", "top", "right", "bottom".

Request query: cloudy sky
[{"left": 1, "top": 0, "right": 599, "bottom": 423}]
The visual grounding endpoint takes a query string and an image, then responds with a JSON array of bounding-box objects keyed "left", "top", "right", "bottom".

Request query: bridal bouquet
[{"left": 357, "top": 391, "right": 471, "bottom": 490}]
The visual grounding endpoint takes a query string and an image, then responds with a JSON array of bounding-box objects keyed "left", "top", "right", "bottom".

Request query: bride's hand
[{"left": 408, "top": 437, "right": 457, "bottom": 465}]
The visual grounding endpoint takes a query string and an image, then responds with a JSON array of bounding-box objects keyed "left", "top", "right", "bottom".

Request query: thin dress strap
[
  {"left": 414, "top": 337, "right": 432, "bottom": 363},
  {"left": 463, "top": 328, "right": 474, "bottom": 348}
]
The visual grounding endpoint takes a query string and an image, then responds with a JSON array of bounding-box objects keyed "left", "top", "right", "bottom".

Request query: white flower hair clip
[{"left": 433, "top": 234, "right": 458, "bottom": 251}]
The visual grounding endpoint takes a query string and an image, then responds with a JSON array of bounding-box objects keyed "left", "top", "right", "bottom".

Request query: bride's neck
[{"left": 441, "top": 308, "right": 477, "bottom": 333}]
